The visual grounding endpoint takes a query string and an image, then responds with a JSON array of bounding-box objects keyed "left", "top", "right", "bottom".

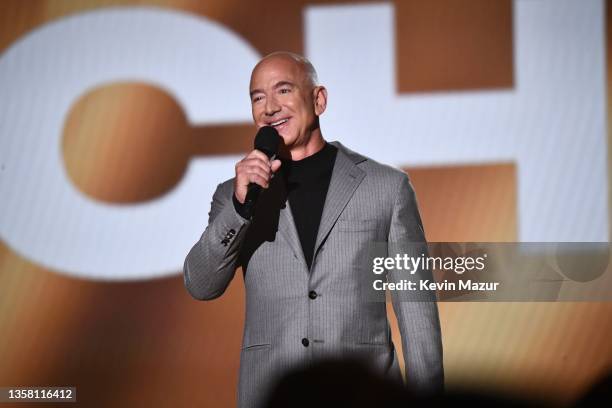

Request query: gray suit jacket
[{"left": 184, "top": 141, "right": 444, "bottom": 407}]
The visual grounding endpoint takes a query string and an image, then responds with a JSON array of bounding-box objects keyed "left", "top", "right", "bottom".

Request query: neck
[{"left": 285, "top": 131, "right": 326, "bottom": 161}]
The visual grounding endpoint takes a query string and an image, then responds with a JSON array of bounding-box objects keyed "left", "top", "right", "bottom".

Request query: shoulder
[{"left": 331, "top": 141, "right": 410, "bottom": 187}]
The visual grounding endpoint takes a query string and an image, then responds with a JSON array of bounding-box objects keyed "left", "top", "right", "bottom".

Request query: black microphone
[{"left": 243, "top": 126, "right": 280, "bottom": 218}]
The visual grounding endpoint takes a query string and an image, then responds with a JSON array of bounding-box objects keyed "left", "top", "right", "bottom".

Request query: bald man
[{"left": 184, "top": 52, "right": 444, "bottom": 408}]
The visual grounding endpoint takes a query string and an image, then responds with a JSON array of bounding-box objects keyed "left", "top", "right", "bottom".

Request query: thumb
[{"left": 271, "top": 159, "right": 282, "bottom": 172}]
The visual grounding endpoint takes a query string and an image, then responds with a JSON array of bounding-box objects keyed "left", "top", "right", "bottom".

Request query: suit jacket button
[
  {"left": 308, "top": 291, "right": 317, "bottom": 300},
  {"left": 301, "top": 338, "right": 309, "bottom": 347}
]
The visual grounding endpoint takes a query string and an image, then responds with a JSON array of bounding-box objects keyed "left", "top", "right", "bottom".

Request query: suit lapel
[
  {"left": 313, "top": 143, "right": 366, "bottom": 262},
  {"left": 278, "top": 198, "right": 308, "bottom": 270},
  {"left": 276, "top": 141, "right": 366, "bottom": 273}
]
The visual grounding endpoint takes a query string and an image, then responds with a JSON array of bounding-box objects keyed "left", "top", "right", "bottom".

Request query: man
[{"left": 184, "top": 52, "right": 444, "bottom": 407}]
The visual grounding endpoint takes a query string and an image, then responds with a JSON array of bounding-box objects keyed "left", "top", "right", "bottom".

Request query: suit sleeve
[
  {"left": 183, "top": 181, "right": 251, "bottom": 300},
  {"left": 387, "top": 174, "right": 444, "bottom": 393}
]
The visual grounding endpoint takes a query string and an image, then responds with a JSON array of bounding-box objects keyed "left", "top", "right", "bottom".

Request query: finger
[
  {"left": 241, "top": 167, "right": 271, "bottom": 185},
  {"left": 270, "top": 159, "right": 282, "bottom": 173},
  {"left": 245, "top": 174, "right": 270, "bottom": 189},
  {"left": 238, "top": 160, "right": 272, "bottom": 179},
  {"left": 245, "top": 149, "right": 271, "bottom": 164}
]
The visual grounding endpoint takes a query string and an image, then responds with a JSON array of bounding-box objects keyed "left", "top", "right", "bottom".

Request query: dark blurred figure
[
  {"left": 265, "top": 358, "right": 408, "bottom": 408},
  {"left": 573, "top": 369, "right": 612, "bottom": 407},
  {"left": 265, "top": 358, "right": 547, "bottom": 408}
]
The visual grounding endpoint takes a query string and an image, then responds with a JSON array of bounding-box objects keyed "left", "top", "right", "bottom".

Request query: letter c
[{"left": 0, "top": 8, "right": 259, "bottom": 280}]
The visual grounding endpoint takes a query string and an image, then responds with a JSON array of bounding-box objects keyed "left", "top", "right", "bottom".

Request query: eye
[
  {"left": 279, "top": 87, "right": 291, "bottom": 94},
  {"left": 252, "top": 95, "right": 264, "bottom": 103}
]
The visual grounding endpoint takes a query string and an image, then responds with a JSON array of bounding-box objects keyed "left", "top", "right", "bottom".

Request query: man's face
[{"left": 249, "top": 57, "right": 322, "bottom": 150}]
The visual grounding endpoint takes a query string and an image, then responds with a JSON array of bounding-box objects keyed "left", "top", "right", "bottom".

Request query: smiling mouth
[{"left": 269, "top": 118, "right": 289, "bottom": 128}]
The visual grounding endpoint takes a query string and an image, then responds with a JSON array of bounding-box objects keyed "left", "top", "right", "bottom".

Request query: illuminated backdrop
[{"left": 0, "top": 1, "right": 610, "bottom": 406}]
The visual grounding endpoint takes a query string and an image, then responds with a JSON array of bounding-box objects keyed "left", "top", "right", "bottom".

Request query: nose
[{"left": 264, "top": 95, "right": 281, "bottom": 116}]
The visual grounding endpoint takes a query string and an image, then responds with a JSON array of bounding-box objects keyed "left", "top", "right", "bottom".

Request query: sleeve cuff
[{"left": 232, "top": 193, "right": 251, "bottom": 220}]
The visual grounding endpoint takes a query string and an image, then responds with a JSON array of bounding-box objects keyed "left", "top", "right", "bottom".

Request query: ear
[{"left": 313, "top": 86, "right": 328, "bottom": 116}]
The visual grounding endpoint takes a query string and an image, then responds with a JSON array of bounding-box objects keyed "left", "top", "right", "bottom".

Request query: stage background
[{"left": 0, "top": 0, "right": 611, "bottom": 406}]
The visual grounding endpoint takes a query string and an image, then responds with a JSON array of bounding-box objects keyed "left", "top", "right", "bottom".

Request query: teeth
[{"left": 271, "top": 119, "right": 288, "bottom": 126}]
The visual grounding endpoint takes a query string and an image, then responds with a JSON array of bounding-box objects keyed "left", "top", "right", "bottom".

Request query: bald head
[{"left": 251, "top": 51, "right": 319, "bottom": 89}]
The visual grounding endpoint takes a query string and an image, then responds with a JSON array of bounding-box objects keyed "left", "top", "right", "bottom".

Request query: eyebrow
[{"left": 250, "top": 80, "right": 296, "bottom": 98}]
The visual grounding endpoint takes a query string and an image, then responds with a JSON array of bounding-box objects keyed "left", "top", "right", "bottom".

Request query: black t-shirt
[
  {"left": 283, "top": 143, "right": 338, "bottom": 269},
  {"left": 233, "top": 142, "right": 338, "bottom": 270}
]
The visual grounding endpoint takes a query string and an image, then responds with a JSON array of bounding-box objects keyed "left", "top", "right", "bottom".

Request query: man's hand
[{"left": 234, "top": 150, "right": 282, "bottom": 204}]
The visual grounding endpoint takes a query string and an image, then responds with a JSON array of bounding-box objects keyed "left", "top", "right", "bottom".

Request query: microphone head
[{"left": 254, "top": 126, "right": 280, "bottom": 158}]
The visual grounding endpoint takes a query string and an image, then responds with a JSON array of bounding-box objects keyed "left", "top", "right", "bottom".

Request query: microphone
[{"left": 243, "top": 126, "right": 280, "bottom": 218}]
